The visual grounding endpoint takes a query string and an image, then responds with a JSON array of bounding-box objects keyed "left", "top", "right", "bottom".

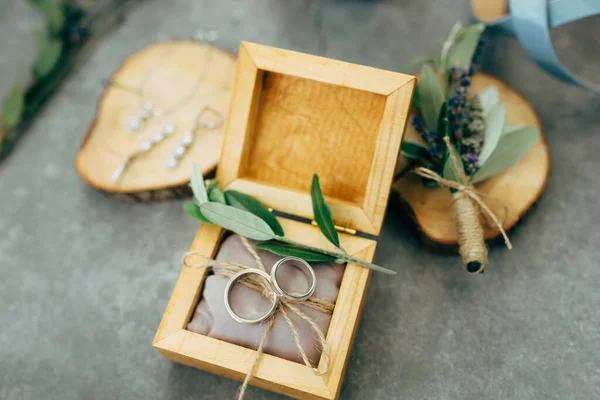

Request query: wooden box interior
[{"left": 154, "top": 42, "right": 415, "bottom": 400}]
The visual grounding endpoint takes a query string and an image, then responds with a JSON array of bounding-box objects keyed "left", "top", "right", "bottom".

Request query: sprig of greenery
[
  {"left": 184, "top": 165, "right": 396, "bottom": 275},
  {"left": 401, "top": 23, "right": 540, "bottom": 185},
  {"left": 0, "top": 0, "right": 87, "bottom": 160}
]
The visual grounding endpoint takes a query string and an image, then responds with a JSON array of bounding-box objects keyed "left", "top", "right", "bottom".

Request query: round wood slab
[
  {"left": 76, "top": 41, "right": 236, "bottom": 201},
  {"left": 392, "top": 73, "right": 550, "bottom": 246}
]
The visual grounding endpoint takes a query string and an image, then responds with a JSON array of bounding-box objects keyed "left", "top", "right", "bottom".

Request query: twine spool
[{"left": 452, "top": 190, "right": 488, "bottom": 273}]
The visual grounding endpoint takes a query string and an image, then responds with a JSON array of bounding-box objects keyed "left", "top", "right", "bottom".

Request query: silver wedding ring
[
  {"left": 223, "top": 257, "right": 316, "bottom": 325},
  {"left": 270, "top": 257, "right": 316, "bottom": 301}
]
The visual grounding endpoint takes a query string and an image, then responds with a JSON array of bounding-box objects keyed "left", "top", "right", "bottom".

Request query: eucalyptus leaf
[
  {"left": 256, "top": 242, "right": 337, "bottom": 263},
  {"left": 1, "top": 86, "right": 25, "bottom": 129},
  {"left": 208, "top": 187, "right": 226, "bottom": 204},
  {"left": 183, "top": 201, "right": 212, "bottom": 224},
  {"left": 471, "top": 126, "right": 540, "bottom": 183},
  {"left": 190, "top": 164, "right": 208, "bottom": 205},
  {"left": 448, "top": 23, "right": 485, "bottom": 68},
  {"left": 437, "top": 101, "right": 450, "bottom": 138},
  {"left": 33, "top": 33, "right": 63, "bottom": 79},
  {"left": 478, "top": 103, "right": 506, "bottom": 166},
  {"left": 477, "top": 86, "right": 499, "bottom": 114},
  {"left": 440, "top": 22, "right": 463, "bottom": 71},
  {"left": 419, "top": 64, "right": 445, "bottom": 131},
  {"left": 224, "top": 190, "right": 284, "bottom": 236},
  {"left": 401, "top": 141, "right": 429, "bottom": 160},
  {"left": 404, "top": 56, "right": 437, "bottom": 72},
  {"left": 311, "top": 174, "right": 340, "bottom": 247},
  {"left": 200, "top": 202, "right": 275, "bottom": 241},
  {"left": 27, "top": 0, "right": 65, "bottom": 34},
  {"left": 205, "top": 178, "right": 218, "bottom": 193},
  {"left": 412, "top": 84, "right": 421, "bottom": 109},
  {"left": 502, "top": 124, "right": 527, "bottom": 136},
  {"left": 443, "top": 145, "right": 465, "bottom": 183}
]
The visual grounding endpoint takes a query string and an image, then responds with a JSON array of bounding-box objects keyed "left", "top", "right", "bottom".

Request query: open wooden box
[{"left": 153, "top": 42, "right": 415, "bottom": 399}]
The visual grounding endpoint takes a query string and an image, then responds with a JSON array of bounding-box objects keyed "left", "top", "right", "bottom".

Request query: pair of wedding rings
[{"left": 224, "top": 257, "right": 316, "bottom": 325}]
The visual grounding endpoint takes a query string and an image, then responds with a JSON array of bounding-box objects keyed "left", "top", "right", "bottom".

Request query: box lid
[{"left": 217, "top": 42, "right": 415, "bottom": 236}]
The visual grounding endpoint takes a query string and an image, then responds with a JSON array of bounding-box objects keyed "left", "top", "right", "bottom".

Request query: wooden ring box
[{"left": 153, "top": 42, "right": 415, "bottom": 399}]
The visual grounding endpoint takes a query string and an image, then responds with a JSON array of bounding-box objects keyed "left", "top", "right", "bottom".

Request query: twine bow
[
  {"left": 414, "top": 137, "right": 512, "bottom": 251},
  {"left": 183, "top": 236, "right": 332, "bottom": 400}
]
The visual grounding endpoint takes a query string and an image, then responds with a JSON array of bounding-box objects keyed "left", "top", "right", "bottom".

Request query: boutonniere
[{"left": 398, "top": 23, "right": 545, "bottom": 274}]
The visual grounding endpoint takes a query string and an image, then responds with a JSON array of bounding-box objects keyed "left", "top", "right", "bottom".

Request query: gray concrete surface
[{"left": 1, "top": 1, "right": 599, "bottom": 399}]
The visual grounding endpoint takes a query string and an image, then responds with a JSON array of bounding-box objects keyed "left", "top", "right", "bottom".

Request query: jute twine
[
  {"left": 182, "top": 236, "right": 332, "bottom": 399},
  {"left": 414, "top": 137, "right": 512, "bottom": 273}
]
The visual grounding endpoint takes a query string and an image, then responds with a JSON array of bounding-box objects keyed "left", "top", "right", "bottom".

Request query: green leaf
[
  {"left": 33, "top": 32, "right": 63, "bottom": 79},
  {"left": 448, "top": 23, "right": 485, "bottom": 68},
  {"left": 404, "top": 56, "right": 437, "bottom": 72},
  {"left": 311, "top": 174, "right": 340, "bottom": 247},
  {"left": 440, "top": 22, "right": 463, "bottom": 71},
  {"left": 401, "top": 141, "right": 429, "bottom": 160},
  {"left": 190, "top": 164, "right": 208, "bottom": 205},
  {"left": 437, "top": 101, "right": 450, "bottom": 137},
  {"left": 1, "top": 86, "right": 25, "bottom": 129},
  {"left": 224, "top": 190, "right": 284, "bottom": 236},
  {"left": 412, "top": 84, "right": 421, "bottom": 109},
  {"left": 443, "top": 145, "right": 465, "bottom": 183},
  {"left": 27, "top": 0, "right": 65, "bottom": 34},
  {"left": 478, "top": 103, "right": 506, "bottom": 166},
  {"left": 205, "top": 178, "right": 218, "bottom": 193},
  {"left": 477, "top": 86, "right": 499, "bottom": 114},
  {"left": 200, "top": 202, "right": 276, "bottom": 241},
  {"left": 208, "top": 187, "right": 226, "bottom": 204},
  {"left": 502, "top": 124, "right": 527, "bottom": 136},
  {"left": 255, "top": 242, "right": 337, "bottom": 263},
  {"left": 471, "top": 126, "right": 540, "bottom": 183},
  {"left": 419, "top": 64, "right": 445, "bottom": 132},
  {"left": 183, "top": 201, "right": 212, "bottom": 224}
]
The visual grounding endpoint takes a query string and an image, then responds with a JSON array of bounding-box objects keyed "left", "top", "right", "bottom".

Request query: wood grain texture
[
  {"left": 218, "top": 42, "right": 415, "bottom": 235},
  {"left": 471, "top": 0, "right": 508, "bottom": 22},
  {"left": 75, "top": 41, "right": 236, "bottom": 199},
  {"left": 153, "top": 217, "right": 377, "bottom": 400},
  {"left": 392, "top": 73, "right": 550, "bottom": 246}
]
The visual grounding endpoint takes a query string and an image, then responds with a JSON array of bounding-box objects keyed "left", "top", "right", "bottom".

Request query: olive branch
[{"left": 184, "top": 165, "right": 396, "bottom": 275}]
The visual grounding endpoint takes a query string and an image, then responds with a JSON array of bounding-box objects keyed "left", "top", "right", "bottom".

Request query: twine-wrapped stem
[{"left": 414, "top": 137, "right": 512, "bottom": 273}]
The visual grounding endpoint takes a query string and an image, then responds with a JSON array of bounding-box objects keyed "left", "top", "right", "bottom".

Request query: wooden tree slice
[
  {"left": 392, "top": 73, "right": 550, "bottom": 247},
  {"left": 76, "top": 41, "right": 236, "bottom": 202}
]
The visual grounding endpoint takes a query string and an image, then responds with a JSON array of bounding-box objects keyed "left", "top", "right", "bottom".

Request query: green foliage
[
  {"left": 183, "top": 201, "right": 211, "bottom": 224},
  {"left": 447, "top": 23, "right": 485, "bottom": 68},
  {"left": 190, "top": 164, "right": 209, "bottom": 205},
  {"left": 1, "top": 86, "right": 25, "bottom": 129},
  {"left": 471, "top": 126, "right": 540, "bottom": 183},
  {"left": 224, "top": 190, "right": 284, "bottom": 236},
  {"left": 477, "top": 103, "right": 506, "bottom": 166},
  {"left": 442, "top": 144, "right": 465, "bottom": 183},
  {"left": 404, "top": 56, "right": 438, "bottom": 72},
  {"left": 182, "top": 168, "right": 394, "bottom": 274},
  {"left": 27, "top": 0, "right": 65, "bottom": 35},
  {"left": 255, "top": 242, "right": 337, "bottom": 263},
  {"left": 310, "top": 174, "right": 340, "bottom": 248},
  {"left": 33, "top": 31, "right": 63, "bottom": 80},
  {"left": 477, "top": 86, "right": 499, "bottom": 114},
  {"left": 208, "top": 187, "right": 226, "bottom": 204},
  {"left": 200, "top": 202, "right": 276, "bottom": 241},
  {"left": 401, "top": 142, "right": 429, "bottom": 160},
  {"left": 418, "top": 64, "right": 445, "bottom": 131}
]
